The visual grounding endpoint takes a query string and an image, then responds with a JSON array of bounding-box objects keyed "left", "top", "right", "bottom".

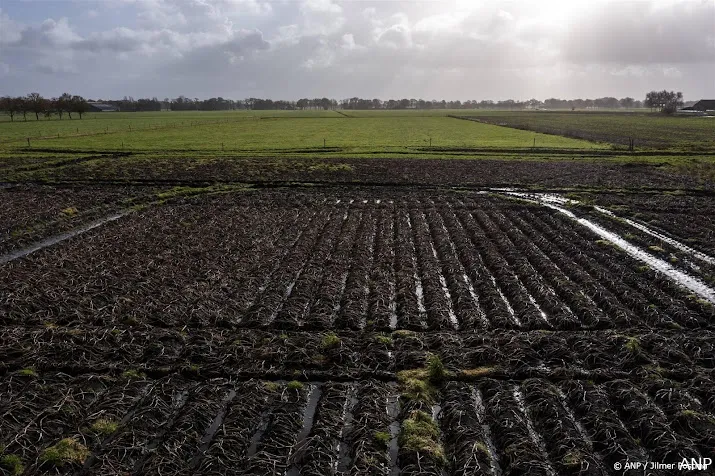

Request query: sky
[{"left": 0, "top": 0, "right": 713, "bottom": 101}]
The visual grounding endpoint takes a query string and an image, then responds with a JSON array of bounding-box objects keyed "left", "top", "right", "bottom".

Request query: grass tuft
[
  {"left": 373, "top": 431, "right": 391, "bottom": 447},
  {"left": 0, "top": 454, "right": 24, "bottom": 475},
  {"left": 18, "top": 367, "right": 37, "bottom": 377},
  {"left": 287, "top": 380, "right": 304, "bottom": 391},
  {"left": 121, "top": 369, "right": 146, "bottom": 380},
  {"left": 374, "top": 334, "right": 393, "bottom": 345},
  {"left": 40, "top": 438, "right": 90, "bottom": 467},
  {"left": 320, "top": 332, "right": 341, "bottom": 349},
  {"left": 90, "top": 418, "right": 119, "bottom": 436},
  {"left": 263, "top": 381, "right": 280, "bottom": 392},
  {"left": 399, "top": 411, "right": 447, "bottom": 465},
  {"left": 60, "top": 207, "right": 78, "bottom": 217},
  {"left": 624, "top": 336, "right": 641, "bottom": 353},
  {"left": 426, "top": 354, "right": 448, "bottom": 383}
]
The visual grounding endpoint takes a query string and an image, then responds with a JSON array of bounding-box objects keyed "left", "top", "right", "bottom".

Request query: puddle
[
  {"left": 429, "top": 239, "right": 459, "bottom": 329},
  {"left": 332, "top": 271, "right": 350, "bottom": 320},
  {"left": 361, "top": 216, "right": 377, "bottom": 329},
  {"left": 554, "top": 387, "right": 593, "bottom": 451},
  {"left": 526, "top": 293, "right": 550, "bottom": 325},
  {"left": 513, "top": 387, "right": 556, "bottom": 476},
  {"left": 387, "top": 394, "right": 401, "bottom": 476},
  {"left": 490, "top": 275, "right": 521, "bottom": 326},
  {"left": 612, "top": 212, "right": 715, "bottom": 266},
  {"left": 134, "top": 388, "right": 192, "bottom": 473},
  {"left": 503, "top": 192, "right": 715, "bottom": 305},
  {"left": 286, "top": 384, "right": 322, "bottom": 476},
  {"left": 246, "top": 409, "right": 272, "bottom": 457},
  {"left": 0, "top": 212, "right": 127, "bottom": 265},
  {"left": 336, "top": 386, "right": 358, "bottom": 473},
  {"left": 472, "top": 387, "right": 501, "bottom": 476},
  {"left": 189, "top": 389, "right": 237, "bottom": 470},
  {"left": 406, "top": 213, "right": 427, "bottom": 323},
  {"left": 438, "top": 204, "right": 488, "bottom": 326}
]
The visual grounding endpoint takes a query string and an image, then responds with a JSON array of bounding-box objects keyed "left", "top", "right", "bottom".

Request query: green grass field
[{"left": 0, "top": 111, "right": 602, "bottom": 154}]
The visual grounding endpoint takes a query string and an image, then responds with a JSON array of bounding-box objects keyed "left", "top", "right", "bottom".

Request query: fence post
[
  {"left": 324, "top": 138, "right": 326, "bottom": 148},
  {"left": 533, "top": 137, "right": 536, "bottom": 148},
  {"left": 27, "top": 138, "right": 30, "bottom": 147}
]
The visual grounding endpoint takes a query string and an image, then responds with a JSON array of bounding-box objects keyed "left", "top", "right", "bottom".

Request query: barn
[
  {"left": 87, "top": 102, "right": 119, "bottom": 112},
  {"left": 681, "top": 100, "right": 715, "bottom": 112}
]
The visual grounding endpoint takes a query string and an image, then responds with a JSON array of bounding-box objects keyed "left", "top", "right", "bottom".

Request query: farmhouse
[
  {"left": 681, "top": 99, "right": 715, "bottom": 112},
  {"left": 87, "top": 102, "right": 119, "bottom": 112}
]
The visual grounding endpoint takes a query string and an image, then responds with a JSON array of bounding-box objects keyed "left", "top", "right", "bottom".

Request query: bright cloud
[{"left": 0, "top": 0, "right": 712, "bottom": 100}]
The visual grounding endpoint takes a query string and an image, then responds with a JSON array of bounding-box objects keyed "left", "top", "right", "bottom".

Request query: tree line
[
  {"left": 0, "top": 93, "right": 90, "bottom": 121},
  {"left": 1, "top": 91, "right": 685, "bottom": 119},
  {"left": 644, "top": 90, "right": 684, "bottom": 113}
]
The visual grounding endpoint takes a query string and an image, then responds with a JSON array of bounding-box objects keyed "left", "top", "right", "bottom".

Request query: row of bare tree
[
  {"left": 644, "top": 90, "right": 684, "bottom": 113},
  {"left": 0, "top": 93, "right": 90, "bottom": 121}
]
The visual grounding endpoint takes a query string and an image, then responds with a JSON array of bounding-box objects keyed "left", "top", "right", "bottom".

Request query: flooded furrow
[
  {"left": 188, "top": 389, "right": 237, "bottom": 471},
  {"left": 513, "top": 387, "right": 557, "bottom": 476},
  {"left": 593, "top": 205, "right": 715, "bottom": 266},
  {"left": 286, "top": 383, "right": 322, "bottom": 476},
  {"left": 490, "top": 275, "right": 522, "bottom": 327},
  {"left": 336, "top": 386, "right": 359, "bottom": 473},
  {"left": 405, "top": 213, "right": 428, "bottom": 323},
  {"left": 472, "top": 386, "right": 501, "bottom": 476},
  {"left": 387, "top": 394, "right": 401, "bottom": 476},
  {"left": 0, "top": 211, "right": 127, "bottom": 265},
  {"left": 504, "top": 192, "right": 715, "bottom": 305}
]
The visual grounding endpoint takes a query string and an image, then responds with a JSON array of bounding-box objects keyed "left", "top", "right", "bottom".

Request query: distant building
[
  {"left": 87, "top": 102, "right": 119, "bottom": 112},
  {"left": 681, "top": 100, "right": 715, "bottom": 112}
]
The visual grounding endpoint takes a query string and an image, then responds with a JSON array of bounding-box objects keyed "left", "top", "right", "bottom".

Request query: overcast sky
[{"left": 1, "top": 0, "right": 713, "bottom": 100}]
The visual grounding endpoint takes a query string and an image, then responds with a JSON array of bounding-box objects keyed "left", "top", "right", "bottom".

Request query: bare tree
[
  {"left": 57, "top": 93, "right": 73, "bottom": 119},
  {"left": 71, "top": 95, "right": 89, "bottom": 119},
  {"left": 0, "top": 96, "right": 20, "bottom": 121},
  {"left": 43, "top": 99, "right": 54, "bottom": 120}
]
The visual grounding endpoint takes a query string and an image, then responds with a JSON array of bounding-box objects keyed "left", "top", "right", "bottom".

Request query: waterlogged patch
[{"left": 502, "top": 191, "right": 715, "bottom": 305}]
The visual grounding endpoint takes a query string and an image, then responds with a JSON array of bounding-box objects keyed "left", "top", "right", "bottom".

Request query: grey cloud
[
  {"left": 4, "top": 17, "right": 81, "bottom": 49},
  {"left": 75, "top": 28, "right": 146, "bottom": 53}
]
